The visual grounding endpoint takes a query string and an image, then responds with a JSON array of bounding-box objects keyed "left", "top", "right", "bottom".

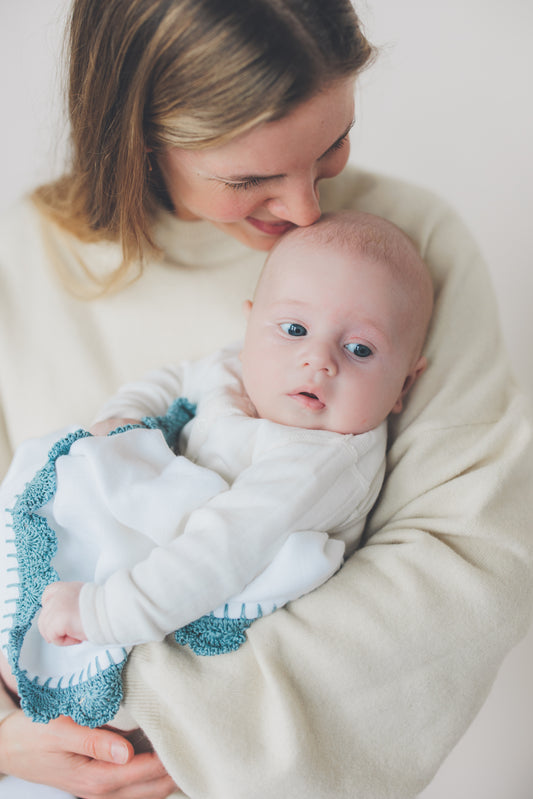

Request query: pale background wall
[{"left": 1, "top": 1, "right": 532, "bottom": 797}]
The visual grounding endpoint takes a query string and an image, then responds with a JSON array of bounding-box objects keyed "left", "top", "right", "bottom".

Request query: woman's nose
[{"left": 266, "top": 177, "right": 321, "bottom": 227}]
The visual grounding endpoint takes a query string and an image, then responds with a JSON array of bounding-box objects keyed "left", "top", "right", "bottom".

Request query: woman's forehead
[{"left": 173, "top": 79, "right": 356, "bottom": 174}]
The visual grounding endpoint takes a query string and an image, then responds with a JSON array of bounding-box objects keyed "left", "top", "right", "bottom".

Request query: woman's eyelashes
[
  {"left": 319, "top": 132, "right": 349, "bottom": 159},
  {"left": 224, "top": 176, "right": 265, "bottom": 191}
]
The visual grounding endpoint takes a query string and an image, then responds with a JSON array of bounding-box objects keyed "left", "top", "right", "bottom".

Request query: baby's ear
[
  {"left": 391, "top": 356, "right": 428, "bottom": 415},
  {"left": 242, "top": 299, "right": 253, "bottom": 318}
]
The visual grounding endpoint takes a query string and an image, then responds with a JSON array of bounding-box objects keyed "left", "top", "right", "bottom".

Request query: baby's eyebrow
[{"left": 270, "top": 299, "right": 309, "bottom": 312}]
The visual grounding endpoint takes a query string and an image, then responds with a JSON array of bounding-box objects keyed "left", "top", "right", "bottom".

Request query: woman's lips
[{"left": 246, "top": 217, "right": 295, "bottom": 236}]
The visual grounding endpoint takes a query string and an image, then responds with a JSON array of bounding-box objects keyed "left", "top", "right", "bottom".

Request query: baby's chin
[{"left": 267, "top": 408, "right": 365, "bottom": 435}]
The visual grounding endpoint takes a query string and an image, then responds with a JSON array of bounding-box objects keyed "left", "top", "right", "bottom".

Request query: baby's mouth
[{"left": 289, "top": 391, "right": 325, "bottom": 410}]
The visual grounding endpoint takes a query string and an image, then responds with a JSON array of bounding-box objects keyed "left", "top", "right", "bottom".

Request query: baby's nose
[{"left": 301, "top": 344, "right": 338, "bottom": 377}]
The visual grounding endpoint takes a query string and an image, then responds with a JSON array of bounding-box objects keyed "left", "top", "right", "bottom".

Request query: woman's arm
[{"left": 120, "top": 192, "right": 533, "bottom": 797}]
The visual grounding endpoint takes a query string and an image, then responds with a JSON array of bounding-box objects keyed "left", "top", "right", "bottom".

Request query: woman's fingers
[
  {"left": 71, "top": 751, "right": 178, "bottom": 799},
  {"left": 50, "top": 715, "right": 134, "bottom": 764},
  {"left": 0, "top": 711, "right": 178, "bottom": 798}
]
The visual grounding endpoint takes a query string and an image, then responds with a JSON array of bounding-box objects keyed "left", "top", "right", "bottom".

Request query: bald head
[{"left": 258, "top": 210, "right": 434, "bottom": 359}]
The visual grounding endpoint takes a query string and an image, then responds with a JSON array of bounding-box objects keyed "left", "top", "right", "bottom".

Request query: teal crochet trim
[
  {"left": 17, "top": 649, "right": 129, "bottom": 728},
  {"left": 6, "top": 398, "right": 196, "bottom": 727},
  {"left": 141, "top": 397, "right": 196, "bottom": 449},
  {"left": 174, "top": 613, "right": 255, "bottom": 656},
  {"left": 5, "top": 428, "right": 120, "bottom": 727}
]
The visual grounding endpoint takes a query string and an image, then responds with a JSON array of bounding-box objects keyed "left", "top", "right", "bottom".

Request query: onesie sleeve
[
  {"left": 121, "top": 184, "right": 533, "bottom": 798},
  {"left": 93, "top": 348, "right": 226, "bottom": 423},
  {"left": 79, "top": 428, "right": 383, "bottom": 645}
]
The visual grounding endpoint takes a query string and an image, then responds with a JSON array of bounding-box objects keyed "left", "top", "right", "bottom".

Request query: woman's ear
[{"left": 391, "top": 356, "right": 428, "bottom": 414}]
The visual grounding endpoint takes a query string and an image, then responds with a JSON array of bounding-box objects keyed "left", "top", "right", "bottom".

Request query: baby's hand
[
  {"left": 38, "top": 581, "right": 86, "bottom": 646},
  {"left": 89, "top": 417, "right": 143, "bottom": 436}
]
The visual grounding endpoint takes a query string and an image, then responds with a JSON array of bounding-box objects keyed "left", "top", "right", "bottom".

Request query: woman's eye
[
  {"left": 345, "top": 342, "right": 373, "bottom": 358},
  {"left": 224, "top": 177, "right": 263, "bottom": 191},
  {"left": 324, "top": 134, "right": 349, "bottom": 156},
  {"left": 280, "top": 322, "right": 308, "bottom": 337}
]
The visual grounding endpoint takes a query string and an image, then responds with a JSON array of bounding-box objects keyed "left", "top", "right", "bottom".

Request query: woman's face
[{"left": 157, "top": 78, "right": 356, "bottom": 250}]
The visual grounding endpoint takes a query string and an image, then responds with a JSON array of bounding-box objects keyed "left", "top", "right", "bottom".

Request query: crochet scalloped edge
[
  {"left": 174, "top": 613, "right": 255, "bottom": 656},
  {"left": 5, "top": 398, "right": 197, "bottom": 728},
  {"left": 6, "top": 428, "right": 127, "bottom": 728}
]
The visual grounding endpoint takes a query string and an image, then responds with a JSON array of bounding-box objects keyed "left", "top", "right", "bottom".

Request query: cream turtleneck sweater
[{"left": 0, "top": 166, "right": 532, "bottom": 798}]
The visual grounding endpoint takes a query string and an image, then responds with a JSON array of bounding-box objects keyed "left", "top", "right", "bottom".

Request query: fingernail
[{"left": 111, "top": 743, "right": 129, "bottom": 764}]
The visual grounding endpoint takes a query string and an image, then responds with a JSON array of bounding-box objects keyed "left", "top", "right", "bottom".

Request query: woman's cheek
[{"left": 213, "top": 195, "right": 265, "bottom": 223}]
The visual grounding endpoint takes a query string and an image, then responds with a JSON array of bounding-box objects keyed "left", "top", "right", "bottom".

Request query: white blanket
[{"left": 0, "top": 425, "right": 344, "bottom": 727}]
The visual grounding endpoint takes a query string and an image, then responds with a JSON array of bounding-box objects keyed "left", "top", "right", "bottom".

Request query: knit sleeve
[{"left": 121, "top": 180, "right": 533, "bottom": 798}]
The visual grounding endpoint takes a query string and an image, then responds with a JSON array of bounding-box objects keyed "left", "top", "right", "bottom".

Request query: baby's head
[{"left": 241, "top": 210, "right": 433, "bottom": 434}]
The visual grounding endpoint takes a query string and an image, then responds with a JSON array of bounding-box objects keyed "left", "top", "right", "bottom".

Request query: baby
[{"left": 0, "top": 210, "right": 433, "bottom": 729}]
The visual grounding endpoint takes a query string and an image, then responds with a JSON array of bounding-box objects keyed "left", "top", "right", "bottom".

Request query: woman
[{"left": 0, "top": 1, "right": 531, "bottom": 798}]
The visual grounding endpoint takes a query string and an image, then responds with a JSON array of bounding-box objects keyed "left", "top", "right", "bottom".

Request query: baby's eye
[
  {"left": 280, "top": 322, "right": 308, "bottom": 337},
  {"left": 345, "top": 342, "right": 373, "bottom": 358}
]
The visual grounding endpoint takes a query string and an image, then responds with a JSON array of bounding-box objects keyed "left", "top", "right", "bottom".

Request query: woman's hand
[
  {"left": 38, "top": 581, "right": 86, "bottom": 646},
  {"left": 0, "top": 711, "right": 178, "bottom": 798}
]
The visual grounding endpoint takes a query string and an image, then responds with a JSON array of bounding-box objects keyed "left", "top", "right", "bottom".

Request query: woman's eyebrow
[{"left": 211, "top": 119, "right": 356, "bottom": 183}]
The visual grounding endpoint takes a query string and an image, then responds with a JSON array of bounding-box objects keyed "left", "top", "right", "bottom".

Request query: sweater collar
[{"left": 150, "top": 207, "right": 252, "bottom": 268}]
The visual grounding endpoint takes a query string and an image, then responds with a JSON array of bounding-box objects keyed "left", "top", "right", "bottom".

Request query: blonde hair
[{"left": 33, "top": 0, "right": 375, "bottom": 295}]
